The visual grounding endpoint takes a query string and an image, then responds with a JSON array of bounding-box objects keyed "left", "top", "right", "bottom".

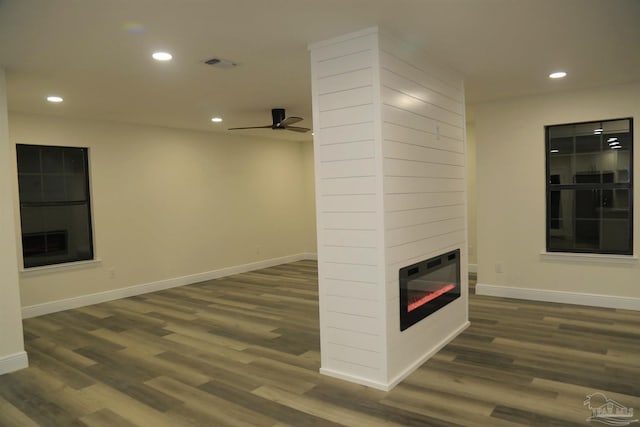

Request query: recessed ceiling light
[
  {"left": 594, "top": 128, "right": 603, "bottom": 134},
  {"left": 152, "top": 52, "right": 172, "bottom": 61},
  {"left": 46, "top": 96, "right": 63, "bottom": 103},
  {"left": 612, "top": 145, "right": 622, "bottom": 149},
  {"left": 549, "top": 71, "right": 567, "bottom": 79},
  {"left": 550, "top": 149, "right": 559, "bottom": 153},
  {"left": 211, "top": 117, "right": 223, "bottom": 123},
  {"left": 607, "top": 137, "right": 618, "bottom": 142}
]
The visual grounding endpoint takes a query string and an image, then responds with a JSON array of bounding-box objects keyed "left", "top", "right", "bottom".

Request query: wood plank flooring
[{"left": 1, "top": 260, "right": 639, "bottom": 426}]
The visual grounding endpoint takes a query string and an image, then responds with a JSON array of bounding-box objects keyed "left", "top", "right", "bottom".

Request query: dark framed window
[
  {"left": 546, "top": 118, "right": 633, "bottom": 255},
  {"left": 16, "top": 144, "right": 94, "bottom": 268}
]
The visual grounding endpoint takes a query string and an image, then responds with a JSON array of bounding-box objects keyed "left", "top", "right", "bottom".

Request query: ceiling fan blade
[
  {"left": 228, "top": 125, "right": 272, "bottom": 130},
  {"left": 286, "top": 126, "right": 311, "bottom": 133},
  {"left": 279, "top": 116, "right": 303, "bottom": 127}
]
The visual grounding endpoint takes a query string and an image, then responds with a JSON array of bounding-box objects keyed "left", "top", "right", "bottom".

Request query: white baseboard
[
  {"left": 476, "top": 283, "right": 640, "bottom": 311},
  {"left": 319, "top": 368, "right": 391, "bottom": 391},
  {"left": 0, "top": 351, "right": 28, "bottom": 375},
  {"left": 320, "top": 321, "right": 470, "bottom": 392},
  {"left": 468, "top": 264, "right": 477, "bottom": 274},
  {"left": 22, "top": 253, "right": 316, "bottom": 319}
]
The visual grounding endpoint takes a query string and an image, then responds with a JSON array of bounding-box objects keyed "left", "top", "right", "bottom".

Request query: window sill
[
  {"left": 540, "top": 252, "right": 638, "bottom": 264},
  {"left": 20, "top": 258, "right": 102, "bottom": 276}
]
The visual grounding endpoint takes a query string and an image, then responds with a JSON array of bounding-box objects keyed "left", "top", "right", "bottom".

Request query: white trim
[
  {"left": 320, "top": 321, "right": 470, "bottom": 391},
  {"left": 540, "top": 251, "right": 638, "bottom": 264},
  {"left": 476, "top": 283, "right": 640, "bottom": 311},
  {"left": 22, "top": 253, "right": 316, "bottom": 319},
  {"left": 468, "top": 263, "right": 477, "bottom": 273},
  {"left": 0, "top": 351, "right": 28, "bottom": 375},
  {"left": 19, "top": 258, "right": 103, "bottom": 276},
  {"left": 319, "top": 368, "right": 390, "bottom": 391},
  {"left": 301, "top": 252, "right": 318, "bottom": 260}
]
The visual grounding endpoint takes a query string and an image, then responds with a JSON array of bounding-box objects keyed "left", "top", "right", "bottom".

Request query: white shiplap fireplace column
[{"left": 309, "top": 27, "right": 469, "bottom": 391}]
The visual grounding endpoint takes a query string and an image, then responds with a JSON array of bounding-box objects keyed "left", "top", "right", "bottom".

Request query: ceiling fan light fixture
[{"left": 204, "top": 58, "right": 237, "bottom": 69}]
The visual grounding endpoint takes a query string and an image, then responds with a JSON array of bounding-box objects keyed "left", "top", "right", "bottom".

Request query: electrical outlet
[{"left": 495, "top": 262, "right": 504, "bottom": 274}]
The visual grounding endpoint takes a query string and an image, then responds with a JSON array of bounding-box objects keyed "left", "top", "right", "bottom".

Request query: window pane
[
  {"left": 42, "top": 174, "right": 67, "bottom": 202},
  {"left": 17, "top": 144, "right": 94, "bottom": 268},
  {"left": 548, "top": 189, "right": 575, "bottom": 251},
  {"left": 18, "top": 175, "right": 43, "bottom": 202},
  {"left": 21, "top": 204, "right": 93, "bottom": 268},
  {"left": 16, "top": 145, "right": 41, "bottom": 173},
  {"left": 41, "top": 146, "right": 65, "bottom": 173},
  {"left": 64, "top": 149, "right": 86, "bottom": 174},
  {"left": 546, "top": 118, "right": 632, "bottom": 255}
]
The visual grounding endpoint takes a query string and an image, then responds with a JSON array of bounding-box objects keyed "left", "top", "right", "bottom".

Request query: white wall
[
  {"left": 474, "top": 82, "right": 640, "bottom": 306},
  {"left": 9, "top": 113, "right": 316, "bottom": 311},
  {"left": 0, "top": 68, "right": 28, "bottom": 375}
]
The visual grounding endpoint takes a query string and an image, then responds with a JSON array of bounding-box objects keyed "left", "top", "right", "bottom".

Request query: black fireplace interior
[{"left": 399, "top": 249, "right": 461, "bottom": 331}]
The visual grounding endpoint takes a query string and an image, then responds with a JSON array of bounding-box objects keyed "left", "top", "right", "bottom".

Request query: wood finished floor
[{"left": 1, "top": 260, "right": 639, "bottom": 426}]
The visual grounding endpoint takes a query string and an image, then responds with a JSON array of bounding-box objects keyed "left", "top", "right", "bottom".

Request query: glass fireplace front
[{"left": 399, "top": 249, "right": 461, "bottom": 331}]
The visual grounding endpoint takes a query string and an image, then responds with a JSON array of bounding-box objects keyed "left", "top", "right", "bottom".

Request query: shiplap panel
[
  {"left": 322, "top": 212, "right": 377, "bottom": 230},
  {"left": 384, "top": 192, "right": 465, "bottom": 212},
  {"left": 315, "top": 49, "right": 375, "bottom": 78},
  {"left": 325, "top": 312, "right": 380, "bottom": 336},
  {"left": 321, "top": 262, "right": 379, "bottom": 284},
  {"left": 310, "top": 31, "right": 377, "bottom": 62},
  {"left": 326, "top": 327, "right": 381, "bottom": 352},
  {"left": 383, "top": 122, "right": 464, "bottom": 153},
  {"left": 317, "top": 140, "right": 375, "bottom": 162},
  {"left": 380, "top": 68, "right": 464, "bottom": 115},
  {"left": 318, "top": 176, "right": 376, "bottom": 195},
  {"left": 379, "top": 28, "right": 467, "bottom": 385},
  {"left": 316, "top": 68, "right": 374, "bottom": 96},
  {"left": 383, "top": 105, "right": 464, "bottom": 141},
  {"left": 318, "top": 86, "right": 373, "bottom": 112},
  {"left": 385, "top": 176, "right": 465, "bottom": 194},
  {"left": 383, "top": 158, "right": 465, "bottom": 179},
  {"left": 318, "top": 158, "right": 376, "bottom": 179},
  {"left": 326, "top": 343, "right": 382, "bottom": 369},
  {"left": 317, "top": 123, "right": 375, "bottom": 145},
  {"left": 322, "top": 229, "right": 377, "bottom": 248},
  {"left": 325, "top": 295, "right": 380, "bottom": 318},
  {"left": 386, "top": 230, "right": 466, "bottom": 265},
  {"left": 321, "top": 194, "right": 377, "bottom": 212},
  {"left": 321, "top": 246, "right": 377, "bottom": 265},
  {"left": 384, "top": 140, "right": 465, "bottom": 165},
  {"left": 386, "top": 217, "right": 466, "bottom": 247},
  {"left": 382, "top": 86, "right": 464, "bottom": 128},
  {"left": 312, "top": 28, "right": 466, "bottom": 388},
  {"left": 325, "top": 278, "right": 379, "bottom": 300},
  {"left": 385, "top": 205, "right": 465, "bottom": 229},
  {"left": 379, "top": 39, "right": 464, "bottom": 97},
  {"left": 319, "top": 104, "right": 375, "bottom": 129}
]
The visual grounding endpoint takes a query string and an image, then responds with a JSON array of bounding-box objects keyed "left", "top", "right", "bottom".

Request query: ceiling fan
[{"left": 228, "top": 108, "right": 310, "bottom": 133}]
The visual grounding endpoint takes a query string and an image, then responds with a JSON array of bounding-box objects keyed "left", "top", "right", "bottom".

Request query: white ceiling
[{"left": 1, "top": 0, "right": 639, "bottom": 142}]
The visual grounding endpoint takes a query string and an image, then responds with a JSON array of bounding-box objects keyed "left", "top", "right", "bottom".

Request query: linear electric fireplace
[{"left": 399, "top": 249, "right": 461, "bottom": 331}]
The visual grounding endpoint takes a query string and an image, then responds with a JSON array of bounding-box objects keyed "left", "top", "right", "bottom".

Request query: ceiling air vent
[{"left": 204, "top": 58, "right": 237, "bottom": 69}]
